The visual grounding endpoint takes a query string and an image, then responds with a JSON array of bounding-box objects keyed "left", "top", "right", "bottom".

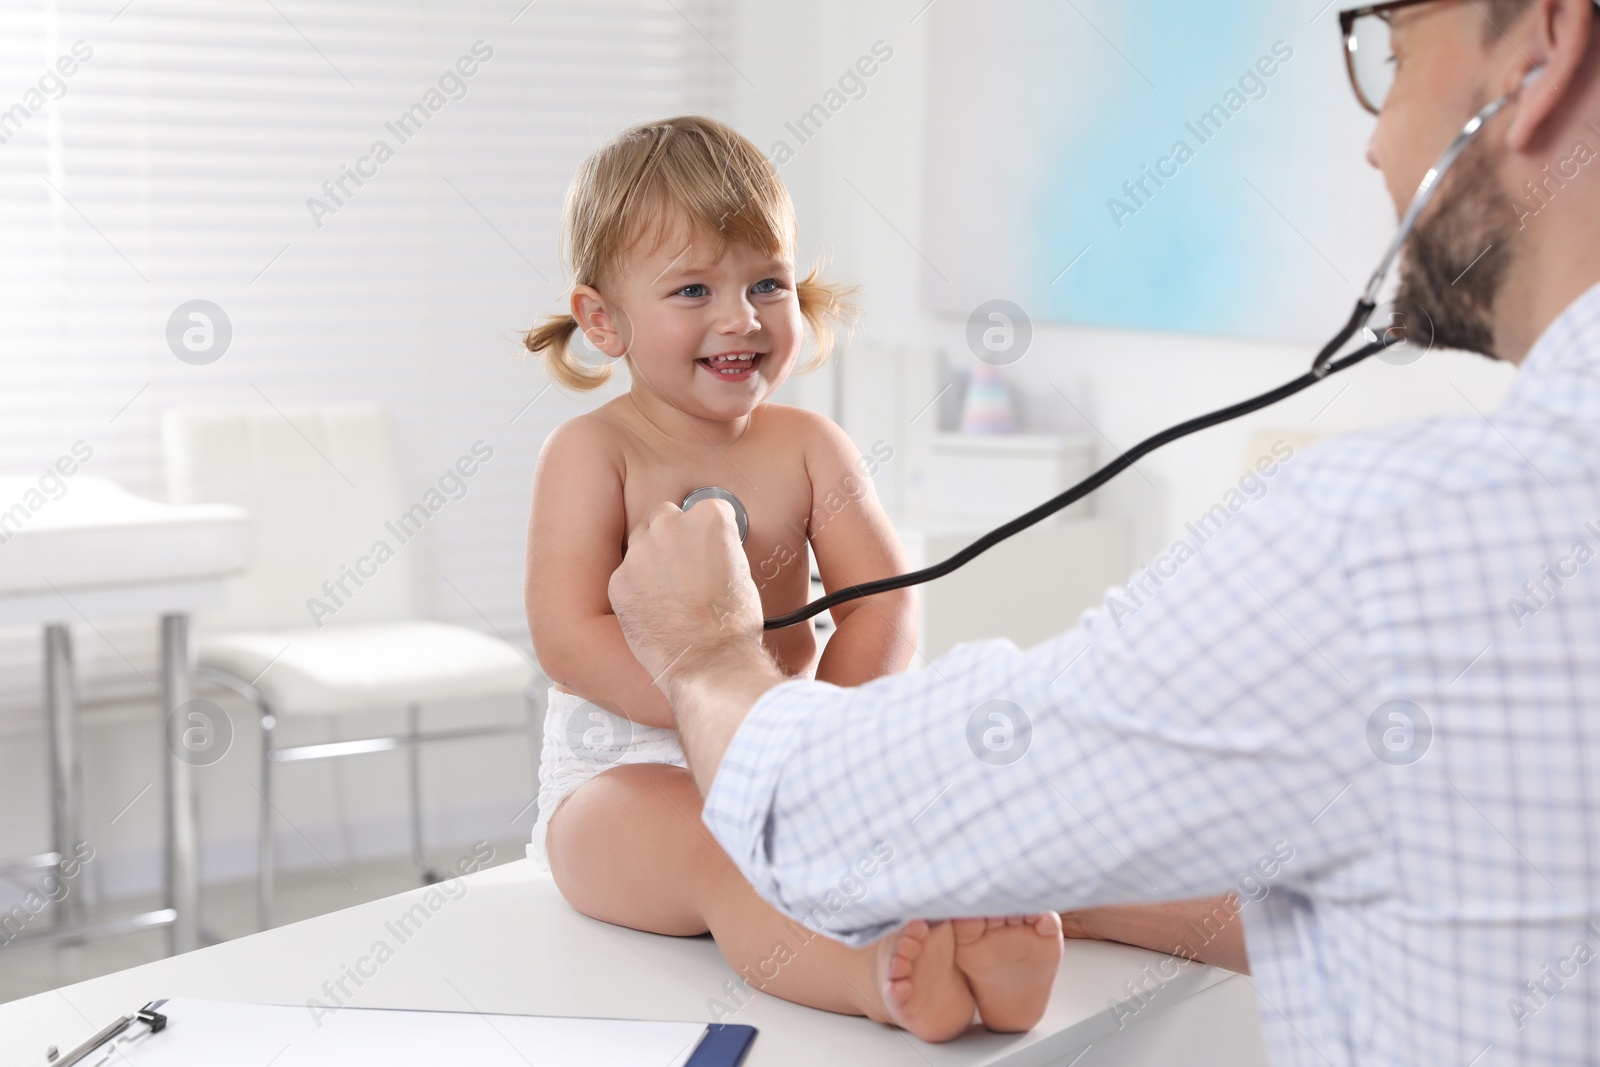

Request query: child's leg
[{"left": 545, "top": 762, "right": 1061, "bottom": 1041}]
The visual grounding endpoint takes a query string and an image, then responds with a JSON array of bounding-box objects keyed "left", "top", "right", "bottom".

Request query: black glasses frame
[
  {"left": 1338, "top": 0, "right": 1600, "bottom": 115},
  {"left": 1338, "top": 0, "right": 1442, "bottom": 115}
]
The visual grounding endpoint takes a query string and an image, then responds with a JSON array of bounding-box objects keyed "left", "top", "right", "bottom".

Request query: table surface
[
  {"left": 0, "top": 477, "right": 249, "bottom": 605},
  {"left": 0, "top": 859, "right": 1234, "bottom": 1067}
]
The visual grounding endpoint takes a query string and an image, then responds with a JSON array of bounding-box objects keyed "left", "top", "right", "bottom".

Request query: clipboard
[{"left": 43, "top": 997, "right": 757, "bottom": 1066}]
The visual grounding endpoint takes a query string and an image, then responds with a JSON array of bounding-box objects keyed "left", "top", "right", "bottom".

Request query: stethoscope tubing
[{"left": 760, "top": 334, "right": 1397, "bottom": 630}]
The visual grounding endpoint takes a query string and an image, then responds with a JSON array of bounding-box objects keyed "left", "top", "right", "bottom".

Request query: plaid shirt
[{"left": 702, "top": 281, "right": 1600, "bottom": 1065}]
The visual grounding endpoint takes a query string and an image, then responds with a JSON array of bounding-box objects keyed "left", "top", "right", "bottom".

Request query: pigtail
[
  {"left": 795, "top": 265, "right": 862, "bottom": 373},
  {"left": 523, "top": 311, "right": 614, "bottom": 391}
]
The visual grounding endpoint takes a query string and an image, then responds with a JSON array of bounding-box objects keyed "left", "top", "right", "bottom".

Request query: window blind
[{"left": 0, "top": 0, "right": 732, "bottom": 727}]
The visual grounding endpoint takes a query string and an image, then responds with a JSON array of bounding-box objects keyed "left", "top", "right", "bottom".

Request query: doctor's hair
[{"left": 524, "top": 115, "right": 859, "bottom": 391}]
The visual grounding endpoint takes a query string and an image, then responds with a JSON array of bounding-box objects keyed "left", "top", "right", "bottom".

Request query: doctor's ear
[
  {"left": 570, "top": 284, "right": 628, "bottom": 358},
  {"left": 1503, "top": 0, "right": 1595, "bottom": 151}
]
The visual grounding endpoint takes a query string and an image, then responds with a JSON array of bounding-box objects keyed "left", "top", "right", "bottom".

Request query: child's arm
[
  {"left": 799, "top": 413, "right": 918, "bottom": 684},
  {"left": 524, "top": 417, "right": 677, "bottom": 729}
]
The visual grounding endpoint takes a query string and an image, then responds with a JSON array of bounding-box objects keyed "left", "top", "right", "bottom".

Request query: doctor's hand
[
  {"left": 608, "top": 498, "right": 765, "bottom": 689},
  {"left": 610, "top": 499, "right": 783, "bottom": 791}
]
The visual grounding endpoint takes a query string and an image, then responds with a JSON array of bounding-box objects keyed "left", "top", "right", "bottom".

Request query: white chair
[{"left": 162, "top": 403, "right": 539, "bottom": 930}]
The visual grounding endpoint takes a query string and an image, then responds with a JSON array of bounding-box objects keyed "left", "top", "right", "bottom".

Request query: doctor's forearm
[
  {"left": 1060, "top": 895, "right": 1250, "bottom": 975},
  {"left": 666, "top": 637, "right": 786, "bottom": 796}
]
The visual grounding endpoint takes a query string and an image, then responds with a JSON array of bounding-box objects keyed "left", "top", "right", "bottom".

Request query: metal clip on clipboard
[{"left": 44, "top": 1002, "right": 168, "bottom": 1066}]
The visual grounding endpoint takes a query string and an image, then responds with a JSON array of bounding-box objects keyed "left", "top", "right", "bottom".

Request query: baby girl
[{"left": 522, "top": 114, "right": 1061, "bottom": 1042}]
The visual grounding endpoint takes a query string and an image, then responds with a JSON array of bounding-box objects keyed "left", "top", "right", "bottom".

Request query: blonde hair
[{"left": 524, "top": 115, "right": 859, "bottom": 391}]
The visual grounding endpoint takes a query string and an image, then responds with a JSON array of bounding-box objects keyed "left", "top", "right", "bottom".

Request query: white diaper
[{"left": 526, "top": 686, "right": 688, "bottom": 871}]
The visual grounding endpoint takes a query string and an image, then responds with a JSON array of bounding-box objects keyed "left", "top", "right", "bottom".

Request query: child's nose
[{"left": 717, "top": 295, "right": 760, "bottom": 333}]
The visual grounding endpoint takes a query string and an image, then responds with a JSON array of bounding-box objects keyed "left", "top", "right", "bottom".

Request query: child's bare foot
[
  {"left": 952, "top": 914, "right": 1064, "bottom": 1032},
  {"left": 876, "top": 919, "right": 978, "bottom": 1042}
]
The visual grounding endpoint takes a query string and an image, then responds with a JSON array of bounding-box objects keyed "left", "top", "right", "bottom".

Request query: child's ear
[{"left": 571, "top": 284, "right": 627, "bottom": 358}]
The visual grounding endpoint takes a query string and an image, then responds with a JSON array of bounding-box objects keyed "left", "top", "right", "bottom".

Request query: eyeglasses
[
  {"left": 1339, "top": 0, "right": 1600, "bottom": 115},
  {"left": 1339, "top": 1, "right": 1423, "bottom": 116}
]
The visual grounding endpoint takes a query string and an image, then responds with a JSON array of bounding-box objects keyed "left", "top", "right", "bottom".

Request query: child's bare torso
[{"left": 571, "top": 394, "right": 819, "bottom": 678}]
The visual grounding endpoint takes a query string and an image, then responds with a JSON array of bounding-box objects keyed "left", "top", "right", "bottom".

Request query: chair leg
[
  {"left": 43, "top": 624, "right": 85, "bottom": 931},
  {"left": 407, "top": 705, "right": 440, "bottom": 885},
  {"left": 257, "top": 706, "right": 276, "bottom": 931}
]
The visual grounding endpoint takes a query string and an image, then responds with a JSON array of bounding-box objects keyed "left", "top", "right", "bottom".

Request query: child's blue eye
[
  {"left": 752, "top": 278, "right": 780, "bottom": 295},
  {"left": 675, "top": 283, "right": 709, "bottom": 298}
]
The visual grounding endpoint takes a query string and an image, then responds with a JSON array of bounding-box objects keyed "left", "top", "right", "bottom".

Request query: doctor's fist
[{"left": 608, "top": 499, "right": 763, "bottom": 687}]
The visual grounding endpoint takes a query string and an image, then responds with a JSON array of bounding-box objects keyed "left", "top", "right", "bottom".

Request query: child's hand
[{"left": 609, "top": 499, "right": 763, "bottom": 686}]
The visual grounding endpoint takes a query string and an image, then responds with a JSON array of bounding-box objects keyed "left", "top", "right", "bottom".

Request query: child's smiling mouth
[{"left": 696, "top": 351, "right": 763, "bottom": 382}]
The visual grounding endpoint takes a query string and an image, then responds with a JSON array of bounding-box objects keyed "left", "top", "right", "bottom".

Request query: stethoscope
[{"left": 680, "top": 69, "right": 1542, "bottom": 632}]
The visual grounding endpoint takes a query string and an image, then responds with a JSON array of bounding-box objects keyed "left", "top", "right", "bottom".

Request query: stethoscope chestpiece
[{"left": 681, "top": 486, "right": 749, "bottom": 544}]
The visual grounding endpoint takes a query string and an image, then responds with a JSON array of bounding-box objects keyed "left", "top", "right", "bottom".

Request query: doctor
[{"left": 610, "top": 0, "right": 1600, "bottom": 1062}]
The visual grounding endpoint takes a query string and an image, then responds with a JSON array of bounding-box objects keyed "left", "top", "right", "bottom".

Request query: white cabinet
[
  {"left": 899, "top": 430, "right": 1129, "bottom": 659},
  {"left": 806, "top": 429, "right": 1133, "bottom": 663},
  {"left": 921, "top": 432, "right": 1097, "bottom": 525},
  {"left": 899, "top": 517, "right": 1132, "bottom": 661}
]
